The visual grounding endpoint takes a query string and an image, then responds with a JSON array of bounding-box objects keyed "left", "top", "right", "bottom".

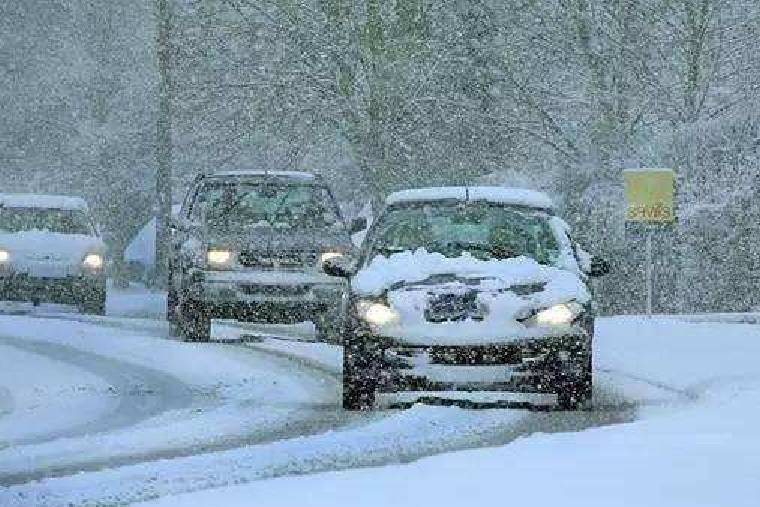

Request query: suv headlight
[
  {"left": 83, "top": 253, "right": 104, "bottom": 270},
  {"left": 207, "top": 249, "right": 234, "bottom": 268},
  {"left": 0, "top": 249, "right": 9, "bottom": 263},
  {"left": 532, "top": 302, "right": 585, "bottom": 326},
  {"left": 356, "top": 298, "right": 399, "bottom": 326}
]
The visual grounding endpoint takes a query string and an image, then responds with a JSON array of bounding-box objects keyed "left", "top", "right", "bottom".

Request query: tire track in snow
[
  {"left": 0, "top": 384, "right": 636, "bottom": 507},
  {"left": 0, "top": 326, "right": 360, "bottom": 488},
  {"left": 0, "top": 336, "right": 194, "bottom": 486},
  {"left": 597, "top": 367, "right": 697, "bottom": 402},
  {"left": 0, "top": 386, "right": 14, "bottom": 439},
  {"left": 0, "top": 336, "right": 193, "bottom": 449},
  {"left": 0, "top": 316, "right": 642, "bottom": 503}
]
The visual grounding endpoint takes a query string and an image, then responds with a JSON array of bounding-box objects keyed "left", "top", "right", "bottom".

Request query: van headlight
[
  {"left": 207, "top": 249, "right": 234, "bottom": 268},
  {"left": 320, "top": 251, "right": 345, "bottom": 265},
  {"left": 83, "top": 253, "right": 104, "bottom": 270},
  {"left": 0, "top": 249, "right": 9, "bottom": 263},
  {"left": 356, "top": 298, "right": 399, "bottom": 326},
  {"left": 532, "top": 302, "right": 585, "bottom": 326}
]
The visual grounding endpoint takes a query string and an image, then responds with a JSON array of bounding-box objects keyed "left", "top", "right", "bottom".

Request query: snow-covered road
[
  {"left": 0, "top": 335, "right": 191, "bottom": 449},
  {"left": 0, "top": 305, "right": 348, "bottom": 488},
  {"left": 1, "top": 286, "right": 754, "bottom": 507}
]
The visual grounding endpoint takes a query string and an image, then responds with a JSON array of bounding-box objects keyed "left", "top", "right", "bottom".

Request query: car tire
[
  {"left": 556, "top": 352, "right": 593, "bottom": 410},
  {"left": 79, "top": 287, "right": 106, "bottom": 316},
  {"left": 342, "top": 339, "right": 377, "bottom": 410},
  {"left": 180, "top": 299, "right": 211, "bottom": 342}
]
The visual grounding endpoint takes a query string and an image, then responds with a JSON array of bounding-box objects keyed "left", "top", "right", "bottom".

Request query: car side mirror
[
  {"left": 589, "top": 256, "right": 611, "bottom": 277},
  {"left": 323, "top": 256, "right": 355, "bottom": 279},
  {"left": 349, "top": 217, "right": 368, "bottom": 235}
]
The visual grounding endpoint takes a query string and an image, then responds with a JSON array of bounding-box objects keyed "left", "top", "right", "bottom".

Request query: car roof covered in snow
[
  {"left": 207, "top": 170, "right": 318, "bottom": 181},
  {"left": 385, "top": 187, "right": 556, "bottom": 211},
  {"left": 0, "top": 194, "right": 89, "bottom": 211}
]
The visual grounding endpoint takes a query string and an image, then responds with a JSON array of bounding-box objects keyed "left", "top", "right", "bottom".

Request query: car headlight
[
  {"left": 83, "top": 253, "right": 104, "bottom": 270},
  {"left": 533, "top": 302, "right": 585, "bottom": 326},
  {"left": 0, "top": 249, "right": 9, "bottom": 263},
  {"left": 320, "top": 251, "right": 345, "bottom": 265},
  {"left": 356, "top": 299, "right": 400, "bottom": 326},
  {"left": 207, "top": 249, "right": 234, "bottom": 267}
]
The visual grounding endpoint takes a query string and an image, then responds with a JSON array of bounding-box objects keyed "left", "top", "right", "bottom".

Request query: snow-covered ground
[
  {"left": 0, "top": 285, "right": 757, "bottom": 507},
  {"left": 137, "top": 316, "right": 760, "bottom": 507},
  {"left": 0, "top": 289, "right": 344, "bottom": 487},
  {"left": 0, "top": 341, "right": 118, "bottom": 446}
]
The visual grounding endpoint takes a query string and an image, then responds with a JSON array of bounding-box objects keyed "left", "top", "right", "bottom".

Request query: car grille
[
  {"left": 239, "top": 284, "right": 311, "bottom": 297},
  {"left": 387, "top": 345, "right": 523, "bottom": 368},
  {"left": 238, "top": 250, "right": 318, "bottom": 268},
  {"left": 424, "top": 291, "right": 485, "bottom": 323}
]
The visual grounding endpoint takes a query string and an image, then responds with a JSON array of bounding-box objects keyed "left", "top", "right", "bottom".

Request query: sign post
[{"left": 623, "top": 169, "right": 676, "bottom": 317}]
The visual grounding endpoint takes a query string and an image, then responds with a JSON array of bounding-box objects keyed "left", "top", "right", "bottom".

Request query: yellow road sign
[{"left": 623, "top": 168, "right": 675, "bottom": 223}]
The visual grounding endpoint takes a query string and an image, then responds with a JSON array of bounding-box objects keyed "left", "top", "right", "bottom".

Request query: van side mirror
[
  {"left": 323, "top": 256, "right": 355, "bottom": 279},
  {"left": 349, "top": 217, "right": 368, "bottom": 235},
  {"left": 170, "top": 216, "right": 185, "bottom": 233},
  {"left": 589, "top": 257, "right": 611, "bottom": 277}
]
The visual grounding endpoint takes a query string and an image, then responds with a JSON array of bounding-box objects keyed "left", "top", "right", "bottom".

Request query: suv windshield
[
  {"left": 0, "top": 207, "right": 92, "bottom": 235},
  {"left": 367, "top": 202, "right": 560, "bottom": 265},
  {"left": 194, "top": 181, "right": 341, "bottom": 230}
]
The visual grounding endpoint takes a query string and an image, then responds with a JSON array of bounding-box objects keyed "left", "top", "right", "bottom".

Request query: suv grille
[
  {"left": 429, "top": 345, "right": 522, "bottom": 365},
  {"left": 240, "top": 284, "right": 310, "bottom": 297},
  {"left": 238, "top": 249, "right": 318, "bottom": 268}
]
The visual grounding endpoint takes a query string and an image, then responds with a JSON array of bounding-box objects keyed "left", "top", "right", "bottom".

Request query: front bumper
[
  {"left": 189, "top": 269, "right": 349, "bottom": 322},
  {"left": 361, "top": 332, "right": 591, "bottom": 407},
  {"left": 0, "top": 273, "right": 105, "bottom": 304}
]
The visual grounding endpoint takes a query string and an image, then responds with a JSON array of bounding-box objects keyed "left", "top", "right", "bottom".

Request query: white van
[{"left": 0, "top": 194, "right": 107, "bottom": 314}]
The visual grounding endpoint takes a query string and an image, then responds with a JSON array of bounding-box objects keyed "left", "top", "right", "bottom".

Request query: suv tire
[
  {"left": 167, "top": 286, "right": 179, "bottom": 323},
  {"left": 556, "top": 352, "right": 593, "bottom": 410},
  {"left": 79, "top": 287, "right": 106, "bottom": 316},
  {"left": 180, "top": 299, "right": 211, "bottom": 342},
  {"left": 342, "top": 340, "right": 377, "bottom": 410}
]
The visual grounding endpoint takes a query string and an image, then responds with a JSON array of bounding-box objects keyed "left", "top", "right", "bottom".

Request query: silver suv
[{"left": 168, "top": 171, "right": 362, "bottom": 342}]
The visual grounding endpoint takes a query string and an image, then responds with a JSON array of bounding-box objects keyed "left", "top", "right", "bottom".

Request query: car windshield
[
  {"left": 195, "top": 182, "right": 341, "bottom": 230},
  {"left": 0, "top": 207, "right": 92, "bottom": 235},
  {"left": 367, "top": 202, "right": 561, "bottom": 265}
]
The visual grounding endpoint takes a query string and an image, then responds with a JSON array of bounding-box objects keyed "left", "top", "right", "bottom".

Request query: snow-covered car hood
[
  {"left": 352, "top": 249, "right": 591, "bottom": 345},
  {"left": 0, "top": 230, "right": 105, "bottom": 277}
]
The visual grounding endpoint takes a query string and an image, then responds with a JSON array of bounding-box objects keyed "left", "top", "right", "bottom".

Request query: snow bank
[
  {"left": 0, "top": 194, "right": 88, "bottom": 210},
  {"left": 386, "top": 186, "right": 555, "bottom": 211},
  {"left": 125, "top": 218, "right": 158, "bottom": 265},
  {"left": 125, "top": 205, "right": 181, "bottom": 266}
]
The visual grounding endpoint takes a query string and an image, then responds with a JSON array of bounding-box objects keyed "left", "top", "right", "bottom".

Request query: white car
[
  {"left": 0, "top": 194, "right": 107, "bottom": 314},
  {"left": 324, "top": 186, "right": 609, "bottom": 410}
]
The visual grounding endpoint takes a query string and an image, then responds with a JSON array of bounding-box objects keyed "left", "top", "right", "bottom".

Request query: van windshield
[{"left": 0, "top": 207, "right": 92, "bottom": 235}]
